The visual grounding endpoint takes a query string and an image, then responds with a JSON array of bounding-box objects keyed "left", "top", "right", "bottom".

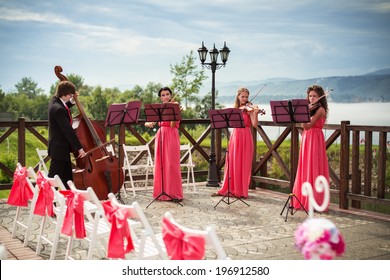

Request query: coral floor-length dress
[
  {"left": 217, "top": 112, "right": 253, "bottom": 198},
  {"left": 292, "top": 117, "right": 330, "bottom": 211},
  {"left": 153, "top": 121, "right": 183, "bottom": 200}
]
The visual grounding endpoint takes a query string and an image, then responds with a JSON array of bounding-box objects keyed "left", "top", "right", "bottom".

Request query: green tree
[
  {"left": 15, "top": 77, "right": 44, "bottom": 99},
  {"left": 32, "top": 95, "right": 50, "bottom": 120},
  {"left": 91, "top": 86, "right": 107, "bottom": 120},
  {"left": 170, "top": 51, "right": 207, "bottom": 108},
  {"left": 49, "top": 74, "right": 87, "bottom": 96},
  {"left": 194, "top": 90, "right": 223, "bottom": 118},
  {"left": 139, "top": 82, "right": 163, "bottom": 104},
  {"left": 117, "top": 88, "right": 139, "bottom": 103},
  {"left": 85, "top": 86, "right": 123, "bottom": 120},
  {"left": 2, "top": 78, "right": 49, "bottom": 120},
  {"left": 0, "top": 88, "right": 6, "bottom": 113}
]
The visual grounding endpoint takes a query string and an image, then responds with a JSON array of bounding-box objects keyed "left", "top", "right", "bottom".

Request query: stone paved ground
[{"left": 1, "top": 184, "right": 389, "bottom": 260}]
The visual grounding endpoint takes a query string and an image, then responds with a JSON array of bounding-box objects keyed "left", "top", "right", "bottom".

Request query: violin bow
[
  {"left": 311, "top": 88, "right": 333, "bottom": 105},
  {"left": 170, "top": 90, "right": 180, "bottom": 102},
  {"left": 249, "top": 83, "right": 266, "bottom": 103}
]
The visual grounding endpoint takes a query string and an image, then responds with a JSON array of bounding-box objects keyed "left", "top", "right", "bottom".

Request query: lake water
[{"left": 223, "top": 102, "right": 390, "bottom": 143}]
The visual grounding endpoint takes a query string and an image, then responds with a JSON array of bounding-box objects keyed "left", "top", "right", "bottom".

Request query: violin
[
  {"left": 309, "top": 88, "right": 333, "bottom": 111},
  {"left": 144, "top": 91, "right": 182, "bottom": 129},
  {"left": 241, "top": 102, "right": 266, "bottom": 115},
  {"left": 309, "top": 102, "right": 321, "bottom": 112}
]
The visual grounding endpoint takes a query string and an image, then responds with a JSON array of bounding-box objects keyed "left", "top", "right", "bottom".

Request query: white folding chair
[
  {"left": 62, "top": 182, "right": 108, "bottom": 260},
  {"left": 35, "top": 177, "right": 101, "bottom": 260},
  {"left": 122, "top": 144, "right": 154, "bottom": 197},
  {"left": 106, "top": 144, "right": 116, "bottom": 157},
  {"left": 180, "top": 144, "right": 196, "bottom": 192},
  {"left": 107, "top": 193, "right": 168, "bottom": 260},
  {"left": 35, "top": 173, "right": 68, "bottom": 260},
  {"left": 10, "top": 163, "right": 39, "bottom": 247},
  {"left": 163, "top": 211, "right": 229, "bottom": 260},
  {"left": 86, "top": 188, "right": 159, "bottom": 260},
  {"left": 36, "top": 148, "right": 49, "bottom": 173}
]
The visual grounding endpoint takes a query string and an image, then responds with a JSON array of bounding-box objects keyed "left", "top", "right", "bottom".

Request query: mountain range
[{"left": 212, "top": 69, "right": 390, "bottom": 104}]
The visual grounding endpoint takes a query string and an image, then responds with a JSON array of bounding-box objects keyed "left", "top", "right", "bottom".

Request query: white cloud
[{"left": 0, "top": 0, "right": 389, "bottom": 93}]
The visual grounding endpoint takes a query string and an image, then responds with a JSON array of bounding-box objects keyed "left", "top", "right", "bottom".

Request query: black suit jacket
[{"left": 48, "top": 97, "right": 82, "bottom": 161}]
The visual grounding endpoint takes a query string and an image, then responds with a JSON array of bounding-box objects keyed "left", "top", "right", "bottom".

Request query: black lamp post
[{"left": 198, "top": 41, "right": 230, "bottom": 187}]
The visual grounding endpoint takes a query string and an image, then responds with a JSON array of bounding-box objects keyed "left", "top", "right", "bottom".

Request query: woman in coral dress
[
  {"left": 292, "top": 85, "right": 330, "bottom": 211},
  {"left": 145, "top": 87, "right": 183, "bottom": 202},
  {"left": 213, "top": 87, "right": 260, "bottom": 198}
]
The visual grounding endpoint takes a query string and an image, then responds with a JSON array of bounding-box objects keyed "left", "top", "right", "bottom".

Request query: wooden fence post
[
  {"left": 18, "top": 117, "right": 26, "bottom": 167},
  {"left": 377, "top": 131, "right": 387, "bottom": 199},
  {"left": 351, "top": 130, "right": 361, "bottom": 208},
  {"left": 250, "top": 126, "right": 257, "bottom": 189},
  {"left": 339, "top": 120, "right": 350, "bottom": 209}
]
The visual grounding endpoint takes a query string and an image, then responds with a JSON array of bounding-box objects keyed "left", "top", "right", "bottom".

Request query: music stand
[
  {"left": 209, "top": 108, "right": 250, "bottom": 209},
  {"left": 105, "top": 100, "right": 141, "bottom": 203},
  {"left": 144, "top": 103, "right": 183, "bottom": 208},
  {"left": 270, "top": 99, "right": 309, "bottom": 221},
  {"left": 270, "top": 99, "right": 310, "bottom": 123}
]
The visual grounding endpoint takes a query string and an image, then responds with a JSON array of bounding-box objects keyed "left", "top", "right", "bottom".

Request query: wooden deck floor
[{"left": 0, "top": 226, "right": 43, "bottom": 260}]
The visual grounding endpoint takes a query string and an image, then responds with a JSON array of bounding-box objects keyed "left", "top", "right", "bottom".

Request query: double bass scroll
[{"left": 54, "top": 66, "right": 124, "bottom": 200}]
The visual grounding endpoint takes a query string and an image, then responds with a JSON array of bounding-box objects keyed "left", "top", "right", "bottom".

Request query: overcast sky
[{"left": 0, "top": 0, "right": 389, "bottom": 93}]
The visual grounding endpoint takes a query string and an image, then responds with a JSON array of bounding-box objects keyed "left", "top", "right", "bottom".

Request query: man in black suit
[{"left": 48, "top": 81, "right": 86, "bottom": 188}]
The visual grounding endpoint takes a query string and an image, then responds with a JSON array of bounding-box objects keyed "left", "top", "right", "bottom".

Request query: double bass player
[
  {"left": 53, "top": 66, "right": 124, "bottom": 199},
  {"left": 48, "top": 80, "right": 86, "bottom": 188}
]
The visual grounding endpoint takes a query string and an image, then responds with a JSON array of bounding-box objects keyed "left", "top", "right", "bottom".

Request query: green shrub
[{"left": 0, "top": 153, "right": 17, "bottom": 183}]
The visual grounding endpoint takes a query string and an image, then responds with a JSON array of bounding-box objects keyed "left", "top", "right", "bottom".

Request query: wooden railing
[{"left": 0, "top": 118, "right": 389, "bottom": 213}]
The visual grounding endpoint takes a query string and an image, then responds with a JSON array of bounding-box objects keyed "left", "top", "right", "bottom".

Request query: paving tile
[{"left": 0, "top": 185, "right": 389, "bottom": 260}]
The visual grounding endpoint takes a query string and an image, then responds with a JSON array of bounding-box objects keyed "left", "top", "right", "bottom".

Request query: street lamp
[{"left": 198, "top": 41, "right": 230, "bottom": 187}]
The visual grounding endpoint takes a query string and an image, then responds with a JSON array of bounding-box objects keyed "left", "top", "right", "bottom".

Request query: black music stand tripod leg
[
  {"left": 214, "top": 148, "right": 250, "bottom": 209},
  {"left": 209, "top": 108, "right": 250, "bottom": 209},
  {"left": 280, "top": 193, "right": 308, "bottom": 222},
  {"left": 146, "top": 191, "right": 183, "bottom": 208},
  {"left": 144, "top": 103, "right": 183, "bottom": 208},
  {"left": 105, "top": 101, "right": 141, "bottom": 203},
  {"left": 214, "top": 191, "right": 250, "bottom": 209},
  {"left": 116, "top": 148, "right": 125, "bottom": 204},
  {"left": 270, "top": 99, "right": 310, "bottom": 221}
]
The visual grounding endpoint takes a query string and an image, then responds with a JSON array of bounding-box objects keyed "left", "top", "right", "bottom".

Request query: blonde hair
[{"left": 234, "top": 87, "right": 250, "bottom": 108}]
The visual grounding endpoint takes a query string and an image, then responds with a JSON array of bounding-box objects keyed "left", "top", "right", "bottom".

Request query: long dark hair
[{"left": 307, "top": 85, "right": 328, "bottom": 117}]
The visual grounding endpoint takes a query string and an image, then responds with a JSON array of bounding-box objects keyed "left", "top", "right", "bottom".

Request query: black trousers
[{"left": 48, "top": 159, "right": 73, "bottom": 189}]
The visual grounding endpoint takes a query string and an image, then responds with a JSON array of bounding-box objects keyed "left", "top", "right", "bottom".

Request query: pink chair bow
[
  {"left": 102, "top": 200, "right": 134, "bottom": 259},
  {"left": 162, "top": 217, "right": 205, "bottom": 260},
  {"left": 33, "top": 171, "right": 54, "bottom": 217},
  {"left": 59, "top": 190, "right": 86, "bottom": 238},
  {"left": 7, "top": 166, "right": 33, "bottom": 207}
]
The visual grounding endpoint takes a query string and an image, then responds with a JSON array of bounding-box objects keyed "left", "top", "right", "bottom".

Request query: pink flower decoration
[{"left": 295, "top": 218, "right": 345, "bottom": 260}]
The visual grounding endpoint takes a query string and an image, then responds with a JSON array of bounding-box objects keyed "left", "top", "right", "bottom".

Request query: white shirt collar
[{"left": 59, "top": 98, "right": 68, "bottom": 107}]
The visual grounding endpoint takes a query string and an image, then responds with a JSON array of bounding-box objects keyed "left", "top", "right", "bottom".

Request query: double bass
[{"left": 54, "top": 66, "right": 124, "bottom": 199}]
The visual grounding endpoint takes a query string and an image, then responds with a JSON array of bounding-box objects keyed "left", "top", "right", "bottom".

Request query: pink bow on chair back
[
  {"left": 33, "top": 171, "right": 54, "bottom": 217},
  {"left": 162, "top": 217, "right": 206, "bottom": 260},
  {"left": 102, "top": 200, "right": 134, "bottom": 259},
  {"left": 7, "top": 166, "right": 34, "bottom": 207},
  {"left": 60, "top": 190, "right": 86, "bottom": 238}
]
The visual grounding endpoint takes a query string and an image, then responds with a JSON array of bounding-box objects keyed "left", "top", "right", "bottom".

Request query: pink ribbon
[
  {"left": 162, "top": 217, "right": 205, "bottom": 260},
  {"left": 7, "top": 166, "right": 34, "bottom": 207},
  {"left": 60, "top": 190, "right": 86, "bottom": 238},
  {"left": 102, "top": 200, "right": 134, "bottom": 259},
  {"left": 33, "top": 171, "right": 54, "bottom": 217}
]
